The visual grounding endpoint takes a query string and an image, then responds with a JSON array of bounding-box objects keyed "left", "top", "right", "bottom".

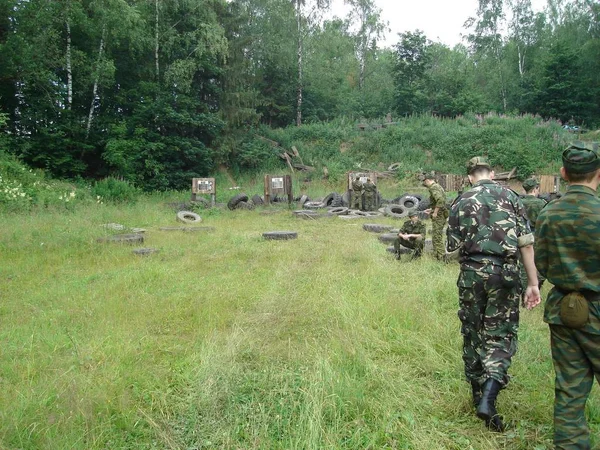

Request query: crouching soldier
[{"left": 394, "top": 211, "right": 426, "bottom": 260}]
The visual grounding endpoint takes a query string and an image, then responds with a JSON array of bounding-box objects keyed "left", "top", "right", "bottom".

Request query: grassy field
[{"left": 1, "top": 193, "right": 598, "bottom": 449}]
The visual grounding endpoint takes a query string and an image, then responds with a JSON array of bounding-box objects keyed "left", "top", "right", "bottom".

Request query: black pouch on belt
[{"left": 559, "top": 292, "right": 589, "bottom": 329}]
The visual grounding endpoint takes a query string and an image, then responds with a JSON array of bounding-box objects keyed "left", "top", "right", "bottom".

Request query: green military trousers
[
  {"left": 550, "top": 324, "right": 600, "bottom": 450},
  {"left": 394, "top": 236, "right": 424, "bottom": 257},
  {"left": 457, "top": 268, "right": 520, "bottom": 387},
  {"left": 431, "top": 209, "right": 449, "bottom": 260}
]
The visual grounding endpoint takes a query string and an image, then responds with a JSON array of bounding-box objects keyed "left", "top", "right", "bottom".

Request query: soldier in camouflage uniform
[
  {"left": 447, "top": 156, "right": 540, "bottom": 432},
  {"left": 394, "top": 211, "right": 426, "bottom": 261},
  {"left": 363, "top": 178, "right": 377, "bottom": 211},
  {"left": 519, "top": 178, "right": 547, "bottom": 291},
  {"left": 351, "top": 177, "right": 364, "bottom": 210},
  {"left": 423, "top": 173, "right": 449, "bottom": 260},
  {"left": 531, "top": 142, "right": 600, "bottom": 450}
]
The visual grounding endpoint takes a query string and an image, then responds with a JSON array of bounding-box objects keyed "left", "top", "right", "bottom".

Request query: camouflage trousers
[
  {"left": 363, "top": 194, "right": 376, "bottom": 211},
  {"left": 431, "top": 209, "right": 449, "bottom": 260},
  {"left": 352, "top": 192, "right": 362, "bottom": 210},
  {"left": 394, "top": 236, "right": 424, "bottom": 257},
  {"left": 550, "top": 324, "right": 600, "bottom": 450},
  {"left": 457, "top": 268, "right": 521, "bottom": 387}
]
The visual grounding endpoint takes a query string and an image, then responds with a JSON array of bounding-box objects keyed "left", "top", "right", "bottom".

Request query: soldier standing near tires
[
  {"left": 423, "top": 173, "right": 449, "bottom": 261},
  {"left": 394, "top": 211, "right": 426, "bottom": 261},
  {"left": 446, "top": 156, "right": 540, "bottom": 432},
  {"left": 519, "top": 178, "right": 547, "bottom": 291},
  {"left": 351, "top": 177, "right": 364, "bottom": 210},
  {"left": 531, "top": 142, "right": 600, "bottom": 450},
  {"left": 363, "top": 177, "right": 377, "bottom": 211}
]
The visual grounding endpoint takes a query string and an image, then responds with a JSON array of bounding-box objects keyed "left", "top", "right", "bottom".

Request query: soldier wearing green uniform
[
  {"left": 519, "top": 178, "right": 547, "bottom": 291},
  {"left": 351, "top": 177, "right": 363, "bottom": 210},
  {"left": 531, "top": 142, "right": 600, "bottom": 450},
  {"left": 423, "top": 174, "right": 449, "bottom": 260},
  {"left": 447, "top": 157, "right": 540, "bottom": 432},
  {"left": 394, "top": 211, "right": 426, "bottom": 261},
  {"left": 363, "top": 178, "right": 377, "bottom": 211}
]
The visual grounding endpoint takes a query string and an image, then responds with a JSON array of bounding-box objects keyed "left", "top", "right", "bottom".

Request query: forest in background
[{"left": 0, "top": 0, "right": 598, "bottom": 191}]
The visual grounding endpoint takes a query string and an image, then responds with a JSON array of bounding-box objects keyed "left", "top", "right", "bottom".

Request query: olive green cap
[
  {"left": 466, "top": 156, "right": 491, "bottom": 174},
  {"left": 522, "top": 178, "right": 539, "bottom": 191},
  {"left": 408, "top": 211, "right": 418, "bottom": 218},
  {"left": 423, "top": 172, "right": 436, "bottom": 180},
  {"left": 562, "top": 141, "right": 600, "bottom": 174}
]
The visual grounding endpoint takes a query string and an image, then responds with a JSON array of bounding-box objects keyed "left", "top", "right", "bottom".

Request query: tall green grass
[{"left": 1, "top": 195, "right": 596, "bottom": 449}]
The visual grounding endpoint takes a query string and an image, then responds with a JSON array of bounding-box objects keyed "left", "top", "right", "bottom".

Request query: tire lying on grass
[
  {"left": 227, "top": 193, "right": 249, "bottom": 210},
  {"left": 176, "top": 210, "right": 202, "bottom": 224},
  {"left": 251, "top": 194, "right": 264, "bottom": 206},
  {"left": 235, "top": 201, "right": 255, "bottom": 210},
  {"left": 132, "top": 248, "right": 159, "bottom": 256},
  {"left": 262, "top": 231, "right": 298, "bottom": 240},
  {"left": 97, "top": 233, "right": 144, "bottom": 245},
  {"left": 322, "top": 192, "right": 343, "bottom": 207},
  {"left": 378, "top": 233, "right": 398, "bottom": 244},
  {"left": 327, "top": 206, "right": 349, "bottom": 216},
  {"left": 384, "top": 204, "right": 409, "bottom": 219},
  {"left": 363, "top": 223, "right": 394, "bottom": 233}
]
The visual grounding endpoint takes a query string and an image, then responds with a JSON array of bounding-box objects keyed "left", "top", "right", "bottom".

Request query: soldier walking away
[
  {"left": 447, "top": 156, "right": 540, "bottom": 432},
  {"left": 423, "top": 173, "right": 449, "bottom": 261},
  {"left": 363, "top": 178, "right": 377, "bottom": 211},
  {"left": 532, "top": 142, "right": 600, "bottom": 450},
  {"left": 519, "top": 178, "right": 547, "bottom": 291},
  {"left": 394, "top": 211, "right": 426, "bottom": 261},
  {"left": 351, "top": 177, "right": 364, "bottom": 210}
]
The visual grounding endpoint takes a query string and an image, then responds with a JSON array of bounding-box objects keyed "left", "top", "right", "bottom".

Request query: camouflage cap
[
  {"left": 522, "top": 178, "right": 539, "bottom": 191},
  {"left": 408, "top": 210, "right": 418, "bottom": 218},
  {"left": 423, "top": 172, "right": 436, "bottom": 180},
  {"left": 466, "top": 156, "right": 491, "bottom": 174},
  {"left": 562, "top": 141, "right": 600, "bottom": 174}
]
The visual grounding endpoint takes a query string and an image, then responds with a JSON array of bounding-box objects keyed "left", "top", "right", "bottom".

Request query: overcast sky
[{"left": 327, "top": 0, "right": 548, "bottom": 48}]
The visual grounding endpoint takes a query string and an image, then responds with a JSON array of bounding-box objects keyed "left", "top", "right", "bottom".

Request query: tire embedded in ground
[
  {"left": 262, "top": 231, "right": 298, "bottom": 240},
  {"left": 176, "top": 211, "right": 202, "bottom": 224},
  {"left": 97, "top": 233, "right": 144, "bottom": 245},
  {"left": 132, "top": 248, "right": 159, "bottom": 256},
  {"left": 397, "top": 195, "right": 420, "bottom": 210},
  {"left": 327, "top": 206, "right": 349, "bottom": 216},
  {"left": 227, "top": 193, "right": 249, "bottom": 210},
  {"left": 159, "top": 226, "right": 215, "bottom": 232},
  {"left": 378, "top": 233, "right": 398, "bottom": 244},
  {"left": 363, "top": 223, "right": 394, "bottom": 233}
]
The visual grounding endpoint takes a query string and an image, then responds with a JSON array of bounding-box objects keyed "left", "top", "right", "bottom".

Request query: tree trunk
[
  {"left": 155, "top": 0, "right": 159, "bottom": 80},
  {"left": 66, "top": 20, "right": 72, "bottom": 109},
  {"left": 86, "top": 25, "right": 106, "bottom": 139},
  {"left": 296, "top": 0, "right": 303, "bottom": 127},
  {"left": 517, "top": 44, "right": 525, "bottom": 78}
]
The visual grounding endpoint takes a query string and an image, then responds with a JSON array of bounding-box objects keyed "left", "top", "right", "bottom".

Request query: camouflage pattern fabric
[
  {"left": 394, "top": 219, "right": 426, "bottom": 256},
  {"left": 457, "top": 267, "right": 521, "bottom": 387},
  {"left": 351, "top": 180, "right": 363, "bottom": 210},
  {"left": 427, "top": 181, "right": 449, "bottom": 260},
  {"left": 535, "top": 184, "right": 600, "bottom": 450},
  {"left": 520, "top": 194, "right": 547, "bottom": 232},
  {"left": 363, "top": 181, "right": 377, "bottom": 211},
  {"left": 447, "top": 179, "right": 533, "bottom": 389},
  {"left": 447, "top": 180, "right": 533, "bottom": 273}
]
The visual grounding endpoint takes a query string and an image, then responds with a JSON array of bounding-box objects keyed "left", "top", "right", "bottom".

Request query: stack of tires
[{"left": 384, "top": 194, "right": 425, "bottom": 219}]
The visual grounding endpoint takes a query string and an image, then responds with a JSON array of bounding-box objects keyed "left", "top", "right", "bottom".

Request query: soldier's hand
[
  {"left": 424, "top": 208, "right": 432, "bottom": 214},
  {"left": 523, "top": 285, "right": 541, "bottom": 310}
]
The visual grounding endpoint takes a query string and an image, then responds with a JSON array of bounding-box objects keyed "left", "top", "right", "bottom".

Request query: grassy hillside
[{"left": 0, "top": 196, "right": 598, "bottom": 449}]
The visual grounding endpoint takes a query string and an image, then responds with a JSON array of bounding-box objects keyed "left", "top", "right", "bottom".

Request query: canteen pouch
[{"left": 559, "top": 292, "right": 589, "bottom": 329}]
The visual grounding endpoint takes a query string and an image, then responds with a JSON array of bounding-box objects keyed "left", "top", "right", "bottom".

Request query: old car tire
[
  {"left": 251, "top": 194, "right": 264, "bottom": 205},
  {"left": 398, "top": 195, "right": 419, "bottom": 210},
  {"left": 384, "top": 204, "right": 408, "bottom": 219},
  {"left": 227, "top": 193, "right": 249, "bottom": 210},
  {"left": 97, "top": 233, "right": 144, "bottom": 245},
  {"left": 263, "top": 231, "right": 298, "bottom": 240},
  {"left": 176, "top": 211, "right": 202, "bottom": 224},
  {"left": 378, "top": 233, "right": 398, "bottom": 244},
  {"left": 363, "top": 223, "right": 394, "bottom": 233}
]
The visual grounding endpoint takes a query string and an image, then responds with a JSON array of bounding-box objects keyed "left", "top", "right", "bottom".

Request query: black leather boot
[
  {"left": 471, "top": 380, "right": 482, "bottom": 408},
  {"left": 476, "top": 379, "right": 505, "bottom": 432}
]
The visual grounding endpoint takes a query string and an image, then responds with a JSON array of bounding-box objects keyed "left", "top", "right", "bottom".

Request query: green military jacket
[
  {"left": 363, "top": 182, "right": 376, "bottom": 195},
  {"left": 447, "top": 179, "right": 533, "bottom": 273},
  {"left": 520, "top": 194, "right": 546, "bottom": 231},
  {"left": 535, "top": 184, "right": 600, "bottom": 334},
  {"left": 400, "top": 219, "right": 426, "bottom": 237},
  {"left": 428, "top": 182, "right": 448, "bottom": 211}
]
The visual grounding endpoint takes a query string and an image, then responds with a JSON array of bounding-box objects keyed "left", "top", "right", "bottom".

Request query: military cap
[
  {"left": 522, "top": 178, "right": 539, "bottom": 191},
  {"left": 423, "top": 172, "right": 436, "bottom": 180},
  {"left": 466, "top": 156, "right": 491, "bottom": 174},
  {"left": 408, "top": 210, "right": 418, "bottom": 218},
  {"left": 562, "top": 141, "right": 600, "bottom": 174}
]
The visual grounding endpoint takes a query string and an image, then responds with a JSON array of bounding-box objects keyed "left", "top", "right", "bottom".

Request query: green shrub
[{"left": 92, "top": 177, "right": 140, "bottom": 203}]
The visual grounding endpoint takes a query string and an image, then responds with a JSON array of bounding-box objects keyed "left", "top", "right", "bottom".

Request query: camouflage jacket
[
  {"left": 400, "top": 219, "right": 426, "bottom": 237},
  {"left": 447, "top": 179, "right": 534, "bottom": 273},
  {"left": 520, "top": 194, "right": 546, "bottom": 231},
  {"left": 363, "top": 182, "right": 376, "bottom": 195},
  {"left": 352, "top": 180, "right": 363, "bottom": 193},
  {"left": 428, "top": 182, "right": 447, "bottom": 210},
  {"left": 535, "top": 184, "right": 600, "bottom": 333}
]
